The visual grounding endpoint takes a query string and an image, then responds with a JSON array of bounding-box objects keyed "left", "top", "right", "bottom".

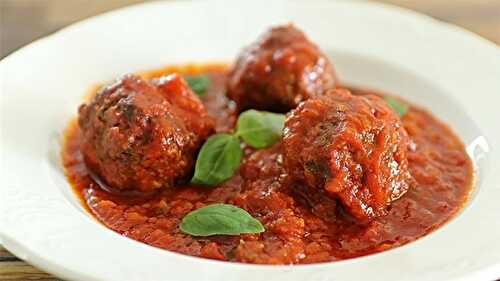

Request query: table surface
[{"left": 0, "top": 0, "right": 499, "bottom": 280}]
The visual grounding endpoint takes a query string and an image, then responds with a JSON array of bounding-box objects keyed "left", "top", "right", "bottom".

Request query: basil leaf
[
  {"left": 236, "top": 109, "right": 285, "bottom": 148},
  {"left": 180, "top": 203, "right": 264, "bottom": 236},
  {"left": 185, "top": 75, "right": 210, "bottom": 96},
  {"left": 383, "top": 96, "right": 408, "bottom": 116},
  {"left": 192, "top": 133, "right": 242, "bottom": 186}
]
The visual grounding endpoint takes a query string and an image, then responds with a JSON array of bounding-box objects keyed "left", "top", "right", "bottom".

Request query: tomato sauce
[{"left": 62, "top": 64, "right": 473, "bottom": 264}]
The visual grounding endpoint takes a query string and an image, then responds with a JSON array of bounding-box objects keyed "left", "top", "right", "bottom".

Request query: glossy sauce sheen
[{"left": 62, "top": 64, "right": 473, "bottom": 264}]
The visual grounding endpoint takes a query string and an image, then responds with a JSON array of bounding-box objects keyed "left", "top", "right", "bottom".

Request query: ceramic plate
[{"left": 1, "top": 1, "right": 500, "bottom": 280}]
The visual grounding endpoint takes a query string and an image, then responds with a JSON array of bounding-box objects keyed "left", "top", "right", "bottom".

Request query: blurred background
[{"left": 0, "top": 0, "right": 499, "bottom": 59}]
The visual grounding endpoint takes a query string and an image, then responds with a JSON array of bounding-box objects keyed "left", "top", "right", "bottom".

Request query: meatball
[
  {"left": 78, "top": 74, "right": 214, "bottom": 193},
  {"left": 283, "top": 89, "right": 411, "bottom": 222},
  {"left": 227, "top": 24, "right": 337, "bottom": 113}
]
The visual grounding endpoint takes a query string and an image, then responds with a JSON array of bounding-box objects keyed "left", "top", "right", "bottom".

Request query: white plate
[{"left": 1, "top": 0, "right": 500, "bottom": 280}]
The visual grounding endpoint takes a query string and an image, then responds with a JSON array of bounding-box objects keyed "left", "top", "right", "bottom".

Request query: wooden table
[
  {"left": 0, "top": 0, "right": 499, "bottom": 280},
  {"left": 0, "top": 246, "right": 57, "bottom": 281}
]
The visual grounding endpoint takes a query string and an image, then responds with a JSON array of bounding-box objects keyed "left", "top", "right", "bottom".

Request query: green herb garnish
[
  {"left": 180, "top": 203, "right": 264, "bottom": 236},
  {"left": 236, "top": 110, "right": 285, "bottom": 149},
  {"left": 383, "top": 96, "right": 408, "bottom": 116},
  {"left": 192, "top": 134, "right": 242, "bottom": 186},
  {"left": 191, "top": 110, "right": 285, "bottom": 186},
  {"left": 185, "top": 110, "right": 285, "bottom": 236},
  {"left": 185, "top": 75, "right": 210, "bottom": 96}
]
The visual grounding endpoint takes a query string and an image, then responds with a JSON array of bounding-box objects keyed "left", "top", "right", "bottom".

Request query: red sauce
[{"left": 62, "top": 64, "right": 473, "bottom": 264}]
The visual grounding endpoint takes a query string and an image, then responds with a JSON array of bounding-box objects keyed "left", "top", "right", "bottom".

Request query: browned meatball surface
[
  {"left": 78, "top": 74, "right": 214, "bottom": 193},
  {"left": 227, "top": 24, "right": 337, "bottom": 113},
  {"left": 283, "top": 89, "right": 411, "bottom": 222}
]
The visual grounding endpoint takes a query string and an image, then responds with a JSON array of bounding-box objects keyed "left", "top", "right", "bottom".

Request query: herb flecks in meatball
[
  {"left": 227, "top": 24, "right": 337, "bottom": 113},
  {"left": 283, "top": 89, "right": 411, "bottom": 222},
  {"left": 78, "top": 74, "right": 214, "bottom": 193}
]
